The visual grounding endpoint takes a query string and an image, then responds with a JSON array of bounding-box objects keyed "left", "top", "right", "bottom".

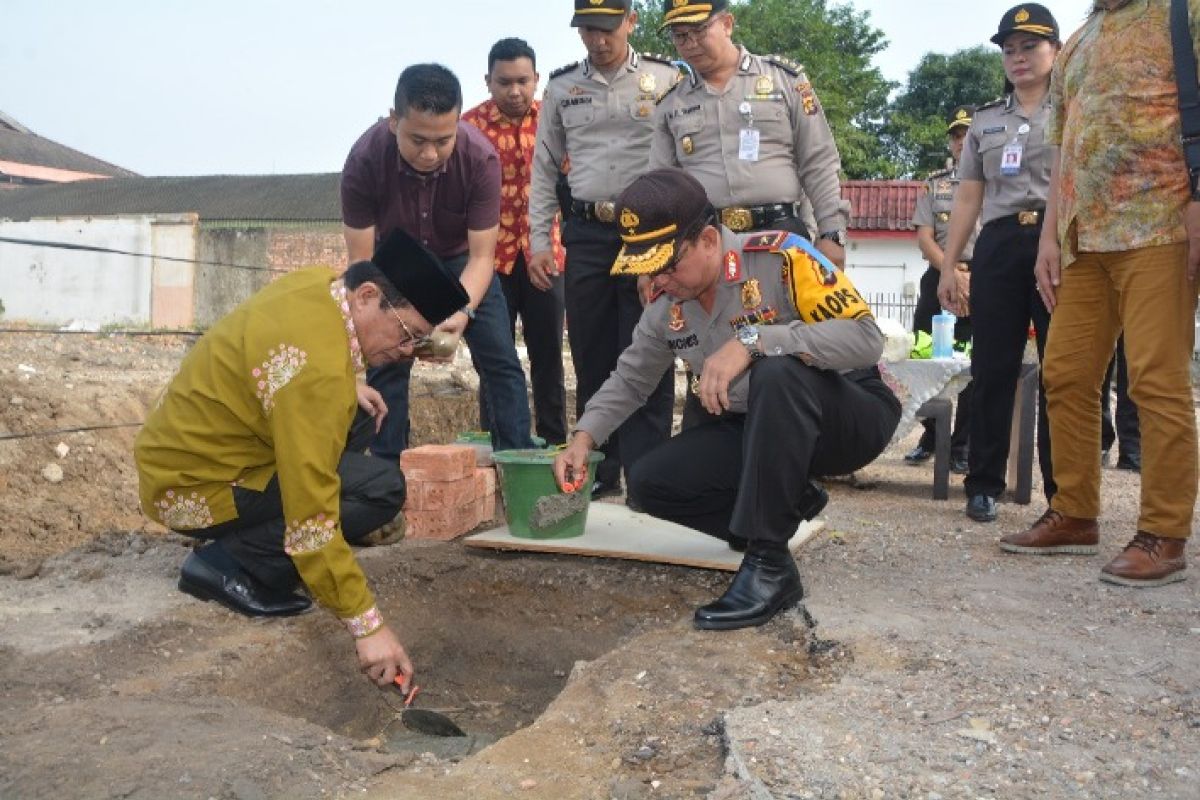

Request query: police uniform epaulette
[
  {"left": 549, "top": 61, "right": 581, "bottom": 80},
  {"left": 975, "top": 97, "right": 1005, "bottom": 112},
  {"left": 640, "top": 52, "right": 675, "bottom": 65},
  {"left": 655, "top": 80, "right": 683, "bottom": 105},
  {"left": 763, "top": 55, "right": 804, "bottom": 76},
  {"left": 926, "top": 167, "right": 952, "bottom": 180}
]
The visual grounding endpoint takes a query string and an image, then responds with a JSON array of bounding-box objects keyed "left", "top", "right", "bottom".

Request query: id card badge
[
  {"left": 1000, "top": 141, "right": 1023, "bottom": 176},
  {"left": 739, "top": 127, "right": 761, "bottom": 162}
]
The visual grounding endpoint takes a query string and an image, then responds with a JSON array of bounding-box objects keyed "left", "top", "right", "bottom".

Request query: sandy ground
[{"left": 1, "top": 331, "right": 1197, "bottom": 800}]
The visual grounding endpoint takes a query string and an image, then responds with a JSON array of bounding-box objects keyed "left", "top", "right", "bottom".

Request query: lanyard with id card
[
  {"left": 738, "top": 101, "right": 760, "bottom": 162},
  {"left": 1000, "top": 122, "right": 1031, "bottom": 177}
]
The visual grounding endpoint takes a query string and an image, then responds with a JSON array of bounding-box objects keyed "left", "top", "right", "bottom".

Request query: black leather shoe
[
  {"left": 695, "top": 551, "right": 804, "bottom": 630},
  {"left": 1116, "top": 452, "right": 1141, "bottom": 472},
  {"left": 590, "top": 479, "right": 622, "bottom": 500},
  {"left": 178, "top": 552, "right": 312, "bottom": 618},
  {"left": 965, "top": 494, "right": 998, "bottom": 523},
  {"left": 904, "top": 444, "right": 934, "bottom": 464},
  {"left": 950, "top": 452, "right": 969, "bottom": 475}
]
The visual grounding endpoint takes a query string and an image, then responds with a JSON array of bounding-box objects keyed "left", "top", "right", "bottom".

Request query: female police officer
[{"left": 937, "top": 4, "right": 1061, "bottom": 525}]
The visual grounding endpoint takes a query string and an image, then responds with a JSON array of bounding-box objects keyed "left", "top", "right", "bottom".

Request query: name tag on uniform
[
  {"left": 1001, "top": 142, "right": 1023, "bottom": 176},
  {"left": 739, "top": 128, "right": 761, "bottom": 161}
]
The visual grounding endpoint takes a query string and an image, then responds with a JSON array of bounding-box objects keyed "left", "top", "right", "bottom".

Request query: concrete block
[
  {"left": 400, "top": 445, "right": 476, "bottom": 482},
  {"left": 404, "top": 474, "right": 479, "bottom": 511},
  {"left": 406, "top": 500, "right": 481, "bottom": 541}
]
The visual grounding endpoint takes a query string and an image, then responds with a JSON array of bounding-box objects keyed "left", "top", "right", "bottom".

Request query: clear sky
[{"left": 2, "top": 0, "right": 1095, "bottom": 176}]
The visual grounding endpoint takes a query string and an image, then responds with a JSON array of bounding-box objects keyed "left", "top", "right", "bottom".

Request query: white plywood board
[{"left": 464, "top": 502, "right": 825, "bottom": 572}]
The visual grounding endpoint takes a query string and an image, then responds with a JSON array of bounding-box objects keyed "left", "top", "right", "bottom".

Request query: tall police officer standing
[
  {"left": 650, "top": 0, "right": 849, "bottom": 263},
  {"left": 528, "top": 0, "right": 679, "bottom": 502},
  {"left": 554, "top": 169, "right": 899, "bottom": 630}
]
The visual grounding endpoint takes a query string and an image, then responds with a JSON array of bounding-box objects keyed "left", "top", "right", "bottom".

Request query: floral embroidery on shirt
[
  {"left": 252, "top": 344, "right": 307, "bottom": 413},
  {"left": 330, "top": 281, "right": 365, "bottom": 373},
  {"left": 283, "top": 514, "right": 337, "bottom": 555},
  {"left": 343, "top": 605, "right": 384, "bottom": 638},
  {"left": 154, "top": 489, "right": 214, "bottom": 530}
]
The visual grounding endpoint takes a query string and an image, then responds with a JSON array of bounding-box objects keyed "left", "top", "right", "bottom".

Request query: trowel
[{"left": 391, "top": 678, "right": 466, "bottom": 737}]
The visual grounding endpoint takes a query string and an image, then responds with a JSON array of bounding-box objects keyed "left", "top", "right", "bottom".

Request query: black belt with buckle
[
  {"left": 989, "top": 209, "right": 1045, "bottom": 228},
  {"left": 570, "top": 199, "right": 616, "bottom": 223},
  {"left": 717, "top": 203, "right": 798, "bottom": 233}
]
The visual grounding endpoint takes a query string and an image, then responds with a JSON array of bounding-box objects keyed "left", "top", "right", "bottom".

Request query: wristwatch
[
  {"left": 460, "top": 305, "right": 476, "bottom": 320},
  {"left": 818, "top": 230, "right": 848, "bottom": 247},
  {"left": 736, "top": 324, "right": 766, "bottom": 361}
]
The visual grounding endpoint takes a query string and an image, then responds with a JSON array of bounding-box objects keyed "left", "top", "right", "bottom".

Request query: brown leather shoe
[
  {"left": 358, "top": 511, "right": 406, "bottom": 547},
  {"left": 1100, "top": 532, "right": 1187, "bottom": 587},
  {"left": 998, "top": 509, "right": 1099, "bottom": 555}
]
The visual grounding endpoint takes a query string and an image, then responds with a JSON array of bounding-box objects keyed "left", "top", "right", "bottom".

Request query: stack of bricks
[{"left": 400, "top": 444, "right": 500, "bottom": 541}]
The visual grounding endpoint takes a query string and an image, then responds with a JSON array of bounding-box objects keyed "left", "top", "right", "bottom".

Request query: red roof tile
[{"left": 841, "top": 180, "right": 923, "bottom": 232}]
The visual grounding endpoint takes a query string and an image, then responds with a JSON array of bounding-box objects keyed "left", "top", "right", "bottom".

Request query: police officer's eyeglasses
[
  {"left": 669, "top": 15, "right": 722, "bottom": 46},
  {"left": 386, "top": 304, "right": 432, "bottom": 350}
]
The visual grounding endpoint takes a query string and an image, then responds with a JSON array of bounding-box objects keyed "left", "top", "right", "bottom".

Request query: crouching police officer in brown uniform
[{"left": 554, "top": 169, "right": 900, "bottom": 629}]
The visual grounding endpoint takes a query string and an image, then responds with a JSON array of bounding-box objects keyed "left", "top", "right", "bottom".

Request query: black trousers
[
  {"left": 629, "top": 359, "right": 900, "bottom": 544},
  {"left": 913, "top": 264, "right": 973, "bottom": 454},
  {"left": 1100, "top": 335, "right": 1140, "bottom": 457},
  {"left": 563, "top": 215, "right": 673, "bottom": 486},
  {"left": 181, "top": 412, "right": 405, "bottom": 592},
  {"left": 480, "top": 251, "right": 568, "bottom": 444},
  {"left": 965, "top": 217, "right": 1055, "bottom": 501}
]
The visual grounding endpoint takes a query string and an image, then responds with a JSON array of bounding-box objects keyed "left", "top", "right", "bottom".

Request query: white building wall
[{"left": 0, "top": 215, "right": 196, "bottom": 326}]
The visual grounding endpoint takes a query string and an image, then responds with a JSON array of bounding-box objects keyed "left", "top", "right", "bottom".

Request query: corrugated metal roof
[
  {"left": 0, "top": 111, "right": 136, "bottom": 179},
  {"left": 842, "top": 180, "right": 923, "bottom": 232},
  {"left": 0, "top": 173, "right": 341, "bottom": 222}
]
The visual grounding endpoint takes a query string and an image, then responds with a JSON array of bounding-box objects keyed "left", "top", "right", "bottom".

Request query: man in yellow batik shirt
[{"left": 135, "top": 229, "right": 468, "bottom": 688}]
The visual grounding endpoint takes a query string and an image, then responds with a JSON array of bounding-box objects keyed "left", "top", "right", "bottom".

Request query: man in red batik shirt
[{"left": 463, "top": 38, "right": 568, "bottom": 444}]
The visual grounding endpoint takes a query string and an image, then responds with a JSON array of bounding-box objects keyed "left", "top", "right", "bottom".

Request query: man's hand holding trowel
[{"left": 553, "top": 432, "right": 596, "bottom": 493}]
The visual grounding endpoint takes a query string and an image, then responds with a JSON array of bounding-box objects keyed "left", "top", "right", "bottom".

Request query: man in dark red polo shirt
[
  {"left": 342, "top": 63, "right": 535, "bottom": 460},
  {"left": 463, "top": 37, "right": 567, "bottom": 446}
]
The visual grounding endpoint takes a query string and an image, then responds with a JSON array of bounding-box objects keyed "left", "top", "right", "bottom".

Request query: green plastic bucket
[{"left": 491, "top": 449, "right": 604, "bottom": 539}]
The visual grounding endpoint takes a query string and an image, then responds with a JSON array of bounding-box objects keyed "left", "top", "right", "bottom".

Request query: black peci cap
[
  {"left": 946, "top": 105, "right": 975, "bottom": 133},
  {"left": 660, "top": 0, "right": 729, "bottom": 29},
  {"left": 370, "top": 229, "right": 469, "bottom": 325},
  {"left": 991, "top": 4, "right": 1059, "bottom": 45},
  {"left": 571, "top": 0, "right": 631, "bottom": 31},
  {"left": 611, "top": 168, "right": 713, "bottom": 276}
]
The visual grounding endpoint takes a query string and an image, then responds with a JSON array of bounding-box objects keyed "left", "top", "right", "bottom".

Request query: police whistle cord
[
  {"left": 0, "top": 235, "right": 279, "bottom": 273},
  {"left": 0, "top": 422, "right": 144, "bottom": 442}
]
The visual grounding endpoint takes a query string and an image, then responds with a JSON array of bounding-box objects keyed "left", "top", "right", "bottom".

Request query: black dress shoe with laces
[
  {"left": 965, "top": 493, "right": 998, "bottom": 523},
  {"left": 590, "top": 479, "right": 622, "bottom": 500},
  {"left": 1115, "top": 452, "right": 1141, "bottom": 472},
  {"left": 726, "top": 481, "right": 828, "bottom": 551},
  {"left": 695, "top": 551, "right": 804, "bottom": 630},
  {"left": 904, "top": 444, "right": 934, "bottom": 464},
  {"left": 178, "top": 552, "right": 312, "bottom": 618}
]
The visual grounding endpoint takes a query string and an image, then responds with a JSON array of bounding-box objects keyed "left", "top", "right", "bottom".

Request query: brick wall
[{"left": 267, "top": 227, "right": 347, "bottom": 272}]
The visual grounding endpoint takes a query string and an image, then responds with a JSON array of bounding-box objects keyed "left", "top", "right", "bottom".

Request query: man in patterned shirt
[
  {"left": 135, "top": 230, "right": 468, "bottom": 688},
  {"left": 1024, "top": 0, "right": 1200, "bottom": 586},
  {"left": 463, "top": 38, "right": 568, "bottom": 444}
]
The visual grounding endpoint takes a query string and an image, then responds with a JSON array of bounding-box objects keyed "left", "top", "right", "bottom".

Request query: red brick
[
  {"left": 400, "top": 445, "right": 476, "bottom": 482},
  {"left": 406, "top": 500, "right": 481, "bottom": 541},
  {"left": 404, "top": 474, "right": 478, "bottom": 511},
  {"left": 475, "top": 491, "right": 500, "bottom": 526},
  {"left": 474, "top": 467, "right": 496, "bottom": 497}
]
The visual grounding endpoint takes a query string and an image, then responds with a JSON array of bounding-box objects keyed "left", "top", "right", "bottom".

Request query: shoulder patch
[
  {"left": 742, "top": 231, "right": 790, "bottom": 252},
  {"left": 763, "top": 55, "right": 804, "bottom": 76},
  {"left": 549, "top": 61, "right": 581, "bottom": 80}
]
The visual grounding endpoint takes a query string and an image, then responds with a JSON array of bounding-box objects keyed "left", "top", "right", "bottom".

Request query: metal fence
[{"left": 864, "top": 292, "right": 917, "bottom": 330}]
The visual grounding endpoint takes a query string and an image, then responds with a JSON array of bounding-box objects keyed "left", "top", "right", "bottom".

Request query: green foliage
[
  {"left": 884, "top": 47, "right": 1006, "bottom": 177},
  {"left": 630, "top": 0, "right": 895, "bottom": 178}
]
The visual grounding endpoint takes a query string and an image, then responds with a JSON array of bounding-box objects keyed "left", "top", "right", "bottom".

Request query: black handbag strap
[{"left": 1171, "top": 0, "right": 1200, "bottom": 173}]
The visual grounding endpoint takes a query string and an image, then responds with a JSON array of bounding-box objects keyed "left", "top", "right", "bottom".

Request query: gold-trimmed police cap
[
  {"left": 611, "top": 168, "right": 712, "bottom": 276},
  {"left": 990, "top": 4, "right": 1059, "bottom": 45},
  {"left": 571, "top": 0, "right": 631, "bottom": 31},
  {"left": 659, "top": 0, "right": 729, "bottom": 30},
  {"left": 946, "top": 104, "right": 974, "bottom": 133}
]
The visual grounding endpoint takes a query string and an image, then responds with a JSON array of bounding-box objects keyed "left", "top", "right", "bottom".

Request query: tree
[
  {"left": 885, "top": 47, "right": 1006, "bottom": 177},
  {"left": 629, "top": 0, "right": 894, "bottom": 179}
]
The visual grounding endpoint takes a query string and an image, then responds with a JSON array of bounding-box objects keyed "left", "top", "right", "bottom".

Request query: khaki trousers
[{"left": 1043, "top": 243, "right": 1198, "bottom": 538}]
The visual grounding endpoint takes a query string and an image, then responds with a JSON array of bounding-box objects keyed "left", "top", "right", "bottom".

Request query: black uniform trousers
[
  {"left": 965, "top": 217, "right": 1055, "bottom": 501},
  {"left": 629, "top": 359, "right": 900, "bottom": 544},
  {"left": 180, "top": 412, "right": 405, "bottom": 593},
  {"left": 479, "top": 251, "right": 568, "bottom": 444},
  {"left": 1100, "top": 335, "right": 1140, "bottom": 458},
  {"left": 913, "top": 264, "right": 974, "bottom": 454},
  {"left": 563, "top": 215, "right": 673, "bottom": 487}
]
